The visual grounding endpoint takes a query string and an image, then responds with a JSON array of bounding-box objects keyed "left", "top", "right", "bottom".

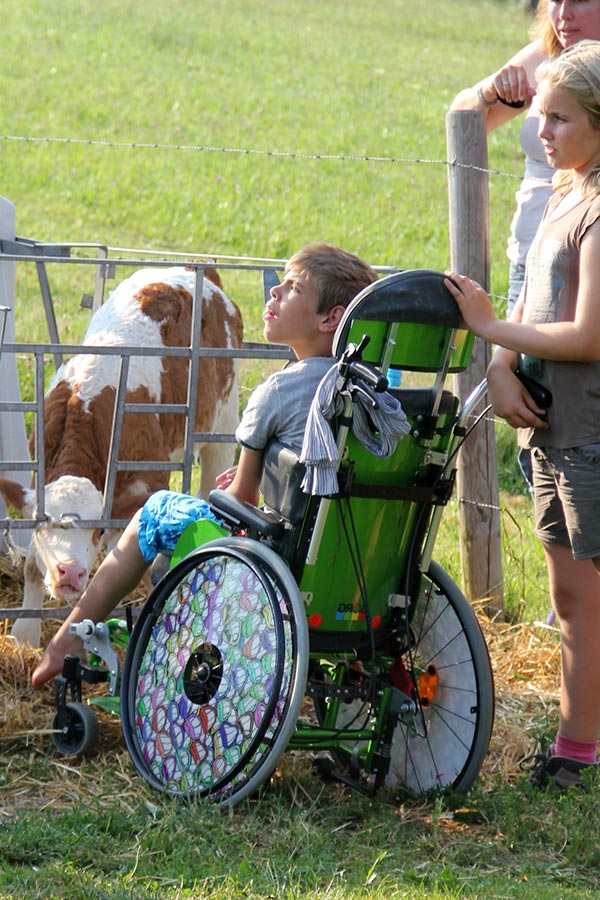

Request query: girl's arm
[
  {"left": 449, "top": 41, "right": 543, "bottom": 132},
  {"left": 485, "top": 296, "right": 549, "bottom": 429},
  {"left": 487, "top": 347, "right": 549, "bottom": 429},
  {"left": 446, "top": 221, "right": 600, "bottom": 363}
]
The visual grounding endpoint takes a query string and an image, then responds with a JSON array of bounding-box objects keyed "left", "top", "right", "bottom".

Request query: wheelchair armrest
[{"left": 208, "top": 489, "right": 286, "bottom": 540}]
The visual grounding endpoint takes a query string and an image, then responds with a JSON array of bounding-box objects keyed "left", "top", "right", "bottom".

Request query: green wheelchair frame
[{"left": 52, "top": 268, "right": 494, "bottom": 807}]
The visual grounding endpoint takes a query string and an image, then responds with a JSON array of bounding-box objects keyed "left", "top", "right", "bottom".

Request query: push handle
[{"left": 338, "top": 335, "right": 388, "bottom": 393}]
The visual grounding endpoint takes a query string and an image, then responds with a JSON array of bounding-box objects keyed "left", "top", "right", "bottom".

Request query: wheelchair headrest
[{"left": 333, "top": 269, "right": 462, "bottom": 358}]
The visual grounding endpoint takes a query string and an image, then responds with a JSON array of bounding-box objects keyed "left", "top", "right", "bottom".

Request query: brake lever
[{"left": 350, "top": 382, "right": 379, "bottom": 409}]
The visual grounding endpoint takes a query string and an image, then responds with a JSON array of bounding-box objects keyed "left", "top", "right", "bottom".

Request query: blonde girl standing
[{"left": 446, "top": 40, "right": 600, "bottom": 790}]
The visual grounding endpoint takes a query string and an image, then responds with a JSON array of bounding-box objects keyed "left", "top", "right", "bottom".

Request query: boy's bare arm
[{"left": 225, "top": 447, "right": 263, "bottom": 506}]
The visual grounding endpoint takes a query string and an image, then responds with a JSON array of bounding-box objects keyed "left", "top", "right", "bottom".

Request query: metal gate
[{"left": 0, "top": 238, "right": 296, "bottom": 539}]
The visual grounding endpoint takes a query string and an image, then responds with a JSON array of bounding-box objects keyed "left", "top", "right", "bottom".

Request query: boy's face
[{"left": 263, "top": 266, "right": 328, "bottom": 357}]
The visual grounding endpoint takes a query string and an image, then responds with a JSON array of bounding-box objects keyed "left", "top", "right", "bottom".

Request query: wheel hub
[{"left": 183, "top": 643, "right": 223, "bottom": 705}]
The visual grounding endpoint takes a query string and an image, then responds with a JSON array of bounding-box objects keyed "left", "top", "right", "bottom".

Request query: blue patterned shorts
[{"left": 137, "top": 490, "right": 222, "bottom": 563}]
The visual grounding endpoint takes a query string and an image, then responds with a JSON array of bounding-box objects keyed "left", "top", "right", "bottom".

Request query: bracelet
[{"left": 476, "top": 86, "right": 498, "bottom": 109}]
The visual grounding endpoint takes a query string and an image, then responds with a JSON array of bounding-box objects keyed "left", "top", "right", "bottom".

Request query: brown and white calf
[{"left": 0, "top": 266, "right": 243, "bottom": 646}]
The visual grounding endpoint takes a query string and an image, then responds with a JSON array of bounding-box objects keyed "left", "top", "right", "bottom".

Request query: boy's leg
[
  {"left": 31, "top": 511, "right": 148, "bottom": 689},
  {"left": 32, "top": 491, "right": 218, "bottom": 688}
]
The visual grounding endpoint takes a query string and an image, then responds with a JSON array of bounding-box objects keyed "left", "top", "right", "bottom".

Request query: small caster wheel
[{"left": 52, "top": 702, "right": 99, "bottom": 756}]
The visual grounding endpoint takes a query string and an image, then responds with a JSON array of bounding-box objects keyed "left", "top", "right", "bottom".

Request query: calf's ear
[{"left": 0, "top": 478, "right": 36, "bottom": 515}]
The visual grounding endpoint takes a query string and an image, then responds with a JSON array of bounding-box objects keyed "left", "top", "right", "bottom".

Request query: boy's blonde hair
[
  {"left": 536, "top": 40, "right": 600, "bottom": 197},
  {"left": 286, "top": 242, "right": 378, "bottom": 314}
]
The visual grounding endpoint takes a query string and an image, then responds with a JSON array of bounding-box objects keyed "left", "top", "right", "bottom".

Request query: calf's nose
[{"left": 55, "top": 562, "right": 88, "bottom": 591}]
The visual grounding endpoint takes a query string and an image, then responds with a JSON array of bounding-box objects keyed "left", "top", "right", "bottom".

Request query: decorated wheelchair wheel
[{"left": 120, "top": 537, "right": 308, "bottom": 805}]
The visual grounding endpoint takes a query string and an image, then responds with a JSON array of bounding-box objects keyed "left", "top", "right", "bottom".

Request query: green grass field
[
  {"left": 1, "top": 2, "right": 594, "bottom": 898},
  {"left": 1, "top": 0, "right": 526, "bottom": 278}
]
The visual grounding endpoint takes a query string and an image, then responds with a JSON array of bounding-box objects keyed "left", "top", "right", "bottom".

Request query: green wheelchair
[{"left": 52, "top": 268, "right": 494, "bottom": 806}]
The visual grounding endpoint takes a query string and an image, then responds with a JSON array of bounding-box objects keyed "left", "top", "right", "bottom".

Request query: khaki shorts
[{"left": 532, "top": 445, "right": 600, "bottom": 560}]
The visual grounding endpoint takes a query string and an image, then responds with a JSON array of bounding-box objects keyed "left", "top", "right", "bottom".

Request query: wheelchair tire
[
  {"left": 314, "top": 561, "right": 494, "bottom": 795},
  {"left": 386, "top": 561, "right": 494, "bottom": 794},
  {"left": 120, "top": 537, "right": 308, "bottom": 806}
]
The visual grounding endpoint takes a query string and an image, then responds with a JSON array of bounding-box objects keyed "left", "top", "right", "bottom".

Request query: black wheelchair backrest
[{"left": 333, "top": 269, "right": 469, "bottom": 374}]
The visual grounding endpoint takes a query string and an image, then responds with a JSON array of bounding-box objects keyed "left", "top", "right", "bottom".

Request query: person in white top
[{"left": 451, "top": 0, "right": 600, "bottom": 314}]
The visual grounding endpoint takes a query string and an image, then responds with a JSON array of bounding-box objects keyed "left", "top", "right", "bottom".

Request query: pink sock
[{"left": 553, "top": 734, "right": 598, "bottom": 764}]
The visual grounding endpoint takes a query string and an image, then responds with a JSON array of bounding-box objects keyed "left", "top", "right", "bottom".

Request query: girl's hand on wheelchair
[
  {"left": 444, "top": 272, "right": 498, "bottom": 340},
  {"left": 215, "top": 466, "right": 238, "bottom": 490}
]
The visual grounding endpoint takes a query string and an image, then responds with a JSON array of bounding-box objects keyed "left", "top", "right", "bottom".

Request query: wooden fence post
[{"left": 446, "top": 109, "right": 504, "bottom": 616}]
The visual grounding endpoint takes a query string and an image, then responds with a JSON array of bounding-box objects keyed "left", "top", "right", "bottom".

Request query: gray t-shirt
[
  {"left": 520, "top": 191, "right": 600, "bottom": 449},
  {"left": 235, "top": 356, "right": 336, "bottom": 454}
]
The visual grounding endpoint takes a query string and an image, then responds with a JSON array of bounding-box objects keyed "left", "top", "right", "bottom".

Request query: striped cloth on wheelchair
[{"left": 299, "top": 363, "right": 410, "bottom": 496}]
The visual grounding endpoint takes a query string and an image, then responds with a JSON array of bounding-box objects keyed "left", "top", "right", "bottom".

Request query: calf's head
[{"left": 1, "top": 474, "right": 106, "bottom": 602}]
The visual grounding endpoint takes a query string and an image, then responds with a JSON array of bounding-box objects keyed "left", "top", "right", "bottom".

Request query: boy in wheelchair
[{"left": 31, "top": 242, "right": 378, "bottom": 690}]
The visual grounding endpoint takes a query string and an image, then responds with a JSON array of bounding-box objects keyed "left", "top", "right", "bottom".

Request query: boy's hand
[{"left": 215, "top": 466, "right": 238, "bottom": 490}]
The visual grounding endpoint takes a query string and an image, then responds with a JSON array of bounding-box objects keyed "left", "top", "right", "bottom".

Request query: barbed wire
[
  {"left": 0, "top": 133, "right": 522, "bottom": 180},
  {"left": 0, "top": 130, "right": 534, "bottom": 601}
]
